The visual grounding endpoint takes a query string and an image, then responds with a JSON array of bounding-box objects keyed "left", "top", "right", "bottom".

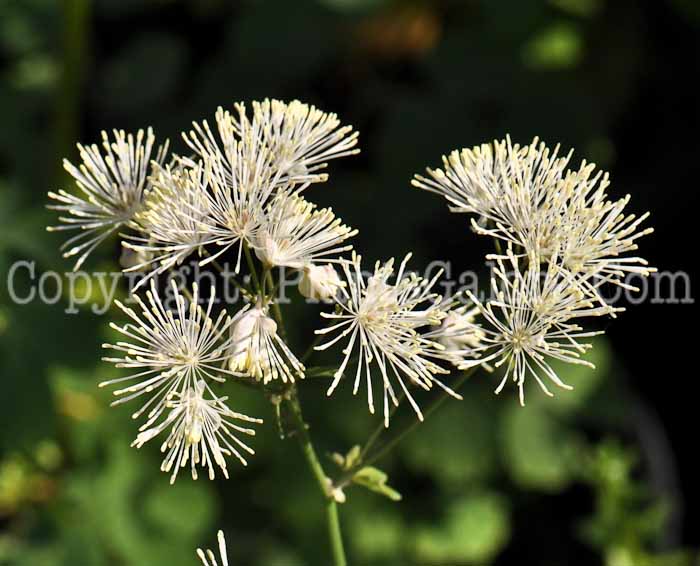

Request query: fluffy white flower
[
  {"left": 183, "top": 106, "right": 278, "bottom": 271},
  {"left": 460, "top": 252, "right": 616, "bottom": 405},
  {"left": 47, "top": 128, "right": 169, "bottom": 270},
  {"left": 413, "top": 137, "right": 655, "bottom": 299},
  {"left": 123, "top": 162, "right": 213, "bottom": 285},
  {"left": 100, "top": 280, "right": 246, "bottom": 422},
  {"left": 244, "top": 98, "right": 359, "bottom": 186},
  {"left": 197, "top": 530, "right": 229, "bottom": 566},
  {"left": 412, "top": 137, "right": 573, "bottom": 237},
  {"left": 252, "top": 191, "right": 357, "bottom": 269},
  {"left": 228, "top": 301, "right": 305, "bottom": 384},
  {"left": 133, "top": 380, "right": 261, "bottom": 483},
  {"left": 315, "top": 253, "right": 461, "bottom": 426},
  {"left": 299, "top": 264, "right": 344, "bottom": 300},
  {"left": 540, "top": 189, "right": 655, "bottom": 297}
]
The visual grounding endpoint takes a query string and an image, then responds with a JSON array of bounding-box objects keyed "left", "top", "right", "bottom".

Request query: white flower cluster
[
  {"left": 46, "top": 99, "right": 365, "bottom": 480},
  {"left": 100, "top": 280, "right": 262, "bottom": 483},
  {"left": 48, "top": 103, "right": 654, "bottom": 485},
  {"left": 413, "top": 136, "right": 654, "bottom": 403}
]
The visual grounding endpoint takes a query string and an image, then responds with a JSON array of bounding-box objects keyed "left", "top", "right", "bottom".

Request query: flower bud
[
  {"left": 299, "top": 264, "right": 343, "bottom": 301},
  {"left": 228, "top": 306, "right": 277, "bottom": 376}
]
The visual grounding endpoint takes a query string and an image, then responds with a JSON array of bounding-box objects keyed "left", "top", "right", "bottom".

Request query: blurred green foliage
[{"left": 0, "top": 0, "right": 697, "bottom": 565}]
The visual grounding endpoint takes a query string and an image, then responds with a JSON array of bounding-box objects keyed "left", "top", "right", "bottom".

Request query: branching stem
[
  {"left": 286, "top": 388, "right": 347, "bottom": 566},
  {"left": 336, "top": 368, "right": 477, "bottom": 489}
]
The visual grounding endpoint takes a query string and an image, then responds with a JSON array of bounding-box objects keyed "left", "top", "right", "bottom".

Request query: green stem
[
  {"left": 257, "top": 262, "right": 344, "bottom": 564},
  {"left": 265, "top": 269, "right": 287, "bottom": 341},
  {"left": 336, "top": 368, "right": 476, "bottom": 488},
  {"left": 243, "top": 243, "right": 261, "bottom": 294},
  {"left": 493, "top": 237, "right": 504, "bottom": 256},
  {"left": 359, "top": 391, "right": 405, "bottom": 460},
  {"left": 301, "top": 332, "right": 323, "bottom": 363},
  {"left": 365, "top": 369, "right": 475, "bottom": 467},
  {"left": 326, "top": 498, "right": 347, "bottom": 566},
  {"left": 287, "top": 389, "right": 347, "bottom": 566},
  {"left": 180, "top": 286, "right": 195, "bottom": 303}
]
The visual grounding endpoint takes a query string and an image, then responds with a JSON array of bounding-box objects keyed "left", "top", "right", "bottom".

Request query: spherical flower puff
[
  {"left": 123, "top": 162, "right": 214, "bottom": 288},
  {"left": 460, "top": 251, "right": 618, "bottom": 405},
  {"left": 251, "top": 191, "right": 357, "bottom": 270},
  {"left": 413, "top": 136, "right": 655, "bottom": 302},
  {"left": 315, "top": 252, "right": 462, "bottom": 427},
  {"left": 133, "top": 379, "right": 260, "bottom": 484},
  {"left": 246, "top": 98, "right": 360, "bottom": 186},
  {"left": 47, "top": 128, "right": 169, "bottom": 270},
  {"left": 100, "top": 279, "right": 248, "bottom": 423}
]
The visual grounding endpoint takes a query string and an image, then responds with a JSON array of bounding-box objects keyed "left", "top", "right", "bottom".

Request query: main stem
[
  {"left": 287, "top": 389, "right": 347, "bottom": 566},
  {"left": 248, "top": 249, "right": 346, "bottom": 565},
  {"left": 325, "top": 497, "right": 346, "bottom": 566}
]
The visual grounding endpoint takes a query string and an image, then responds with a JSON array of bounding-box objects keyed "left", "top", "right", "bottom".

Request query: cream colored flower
[
  {"left": 460, "top": 252, "right": 616, "bottom": 405},
  {"left": 251, "top": 191, "right": 357, "bottom": 269},
  {"left": 100, "top": 280, "right": 246, "bottom": 422},
  {"left": 414, "top": 137, "right": 655, "bottom": 303},
  {"left": 299, "top": 263, "right": 344, "bottom": 301},
  {"left": 413, "top": 137, "right": 572, "bottom": 232},
  {"left": 47, "top": 128, "right": 169, "bottom": 270},
  {"left": 133, "top": 380, "right": 260, "bottom": 483},
  {"left": 197, "top": 530, "right": 229, "bottom": 566},
  {"left": 227, "top": 301, "right": 305, "bottom": 384},
  {"left": 123, "top": 162, "right": 213, "bottom": 285},
  {"left": 245, "top": 98, "right": 359, "bottom": 186},
  {"left": 541, "top": 189, "right": 655, "bottom": 298},
  {"left": 183, "top": 106, "right": 278, "bottom": 271},
  {"left": 315, "top": 253, "right": 461, "bottom": 426}
]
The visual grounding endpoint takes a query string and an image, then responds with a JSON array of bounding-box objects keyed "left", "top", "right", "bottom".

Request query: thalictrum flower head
[
  {"left": 315, "top": 253, "right": 461, "bottom": 426},
  {"left": 245, "top": 98, "right": 360, "bottom": 186},
  {"left": 100, "top": 280, "right": 247, "bottom": 423},
  {"left": 251, "top": 191, "right": 357, "bottom": 270},
  {"left": 460, "top": 252, "right": 617, "bottom": 405},
  {"left": 123, "top": 161, "right": 213, "bottom": 286},
  {"left": 413, "top": 136, "right": 655, "bottom": 301},
  {"left": 47, "top": 128, "right": 169, "bottom": 270},
  {"left": 182, "top": 106, "right": 278, "bottom": 271},
  {"left": 133, "top": 379, "right": 261, "bottom": 483}
]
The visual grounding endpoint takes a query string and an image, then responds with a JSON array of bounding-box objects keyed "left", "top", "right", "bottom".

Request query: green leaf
[{"left": 352, "top": 466, "right": 402, "bottom": 502}]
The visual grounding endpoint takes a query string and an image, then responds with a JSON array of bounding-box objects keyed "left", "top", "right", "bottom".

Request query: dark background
[{"left": 0, "top": 1, "right": 698, "bottom": 565}]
